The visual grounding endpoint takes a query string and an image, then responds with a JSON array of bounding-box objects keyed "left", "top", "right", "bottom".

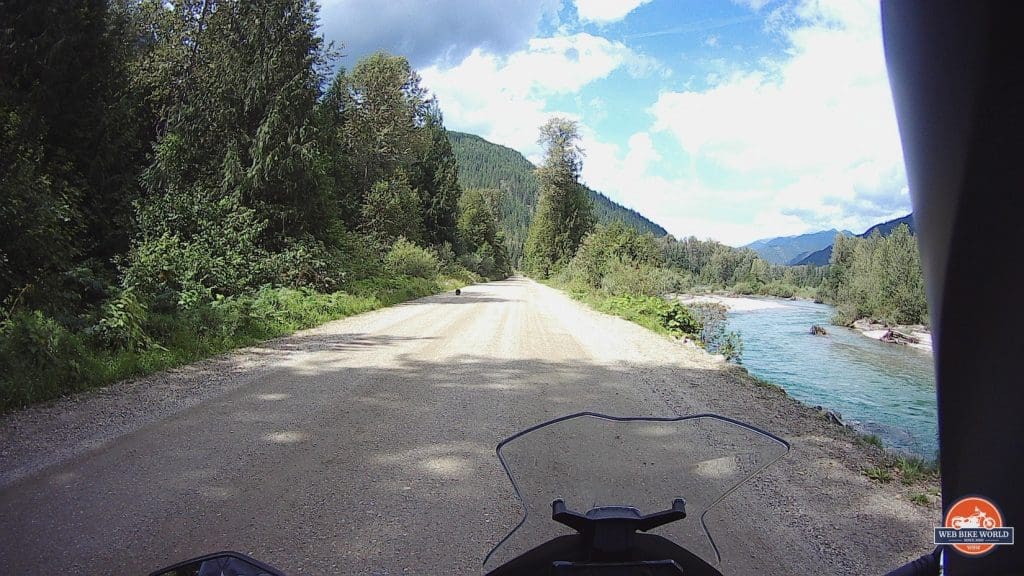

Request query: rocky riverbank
[{"left": 852, "top": 319, "right": 932, "bottom": 353}]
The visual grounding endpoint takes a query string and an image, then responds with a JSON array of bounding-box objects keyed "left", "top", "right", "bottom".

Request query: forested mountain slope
[
  {"left": 796, "top": 214, "right": 915, "bottom": 266},
  {"left": 448, "top": 131, "right": 666, "bottom": 263},
  {"left": 744, "top": 229, "right": 852, "bottom": 265}
]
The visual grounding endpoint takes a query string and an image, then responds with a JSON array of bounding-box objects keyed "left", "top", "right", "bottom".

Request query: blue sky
[{"left": 319, "top": 0, "right": 910, "bottom": 246}]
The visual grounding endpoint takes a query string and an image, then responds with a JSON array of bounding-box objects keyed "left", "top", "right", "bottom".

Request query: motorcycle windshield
[{"left": 483, "top": 413, "right": 789, "bottom": 572}]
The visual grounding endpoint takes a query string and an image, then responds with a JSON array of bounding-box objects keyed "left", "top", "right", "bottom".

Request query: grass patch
[
  {"left": 891, "top": 455, "right": 939, "bottom": 485},
  {"left": 858, "top": 434, "right": 884, "bottom": 448},
  {"left": 864, "top": 466, "right": 894, "bottom": 483},
  {"left": 862, "top": 455, "right": 938, "bottom": 486},
  {"left": 547, "top": 279, "right": 701, "bottom": 341},
  {"left": 1, "top": 274, "right": 469, "bottom": 411},
  {"left": 910, "top": 493, "right": 931, "bottom": 506}
]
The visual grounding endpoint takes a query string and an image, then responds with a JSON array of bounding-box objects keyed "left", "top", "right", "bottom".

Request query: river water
[{"left": 723, "top": 298, "right": 938, "bottom": 459}]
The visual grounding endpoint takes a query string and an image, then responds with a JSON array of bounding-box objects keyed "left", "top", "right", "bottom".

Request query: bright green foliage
[
  {"left": 411, "top": 105, "right": 462, "bottom": 247},
  {"left": 657, "top": 235, "right": 824, "bottom": 296},
  {"left": 447, "top": 131, "right": 666, "bottom": 267},
  {"left": 0, "top": 311, "right": 93, "bottom": 409},
  {"left": 385, "top": 238, "right": 440, "bottom": 279},
  {"left": 1, "top": 278, "right": 467, "bottom": 411},
  {"left": 361, "top": 171, "right": 424, "bottom": 244},
  {"left": 592, "top": 295, "right": 701, "bottom": 339},
  {"left": 457, "top": 189, "right": 511, "bottom": 277},
  {"left": 570, "top": 222, "right": 661, "bottom": 289},
  {"left": 341, "top": 53, "right": 431, "bottom": 195},
  {"left": 128, "top": 0, "right": 335, "bottom": 302},
  {"left": 0, "top": 2, "right": 480, "bottom": 409},
  {"left": 320, "top": 53, "right": 458, "bottom": 248},
  {"left": 88, "top": 287, "right": 158, "bottom": 352},
  {"left": 524, "top": 118, "right": 595, "bottom": 277},
  {"left": 819, "top": 225, "right": 928, "bottom": 325}
]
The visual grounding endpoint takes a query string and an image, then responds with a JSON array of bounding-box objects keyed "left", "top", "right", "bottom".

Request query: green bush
[
  {"left": 597, "top": 295, "right": 701, "bottom": 339},
  {"left": 1, "top": 277, "right": 462, "bottom": 410},
  {"left": 600, "top": 260, "right": 679, "bottom": 297},
  {"left": 257, "top": 237, "right": 347, "bottom": 292},
  {"left": 87, "top": 287, "right": 158, "bottom": 352},
  {"left": 384, "top": 238, "right": 439, "bottom": 279},
  {"left": 685, "top": 301, "right": 743, "bottom": 361},
  {"left": 0, "top": 311, "right": 96, "bottom": 409}
]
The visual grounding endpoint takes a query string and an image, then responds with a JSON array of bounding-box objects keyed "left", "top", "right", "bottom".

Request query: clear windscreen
[{"left": 483, "top": 414, "right": 789, "bottom": 572}]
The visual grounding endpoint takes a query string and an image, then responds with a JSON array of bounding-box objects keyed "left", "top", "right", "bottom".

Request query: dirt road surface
[{"left": 0, "top": 277, "right": 937, "bottom": 574}]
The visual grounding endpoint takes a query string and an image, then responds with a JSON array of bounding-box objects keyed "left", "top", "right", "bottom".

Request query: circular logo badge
[{"left": 945, "top": 496, "right": 1004, "bottom": 556}]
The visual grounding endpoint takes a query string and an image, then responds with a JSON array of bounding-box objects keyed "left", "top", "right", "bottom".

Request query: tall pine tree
[{"left": 523, "top": 118, "right": 594, "bottom": 277}]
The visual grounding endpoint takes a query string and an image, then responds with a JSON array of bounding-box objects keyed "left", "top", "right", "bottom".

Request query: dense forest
[
  {"left": 448, "top": 131, "right": 666, "bottom": 265},
  {"left": 819, "top": 225, "right": 927, "bottom": 325},
  {"left": 0, "top": 0, "right": 509, "bottom": 409}
]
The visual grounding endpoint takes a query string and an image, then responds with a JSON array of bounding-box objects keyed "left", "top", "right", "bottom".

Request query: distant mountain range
[
  {"left": 745, "top": 214, "right": 915, "bottom": 267},
  {"left": 744, "top": 229, "right": 852, "bottom": 265},
  {"left": 792, "top": 214, "right": 915, "bottom": 266},
  {"left": 447, "top": 131, "right": 667, "bottom": 263}
]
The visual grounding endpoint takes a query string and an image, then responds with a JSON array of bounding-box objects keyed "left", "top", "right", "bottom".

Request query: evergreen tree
[
  {"left": 457, "top": 189, "right": 509, "bottom": 276},
  {"left": 0, "top": 0, "right": 156, "bottom": 311},
  {"left": 411, "top": 103, "right": 460, "bottom": 248},
  {"left": 360, "top": 171, "right": 423, "bottom": 245},
  {"left": 127, "top": 0, "right": 333, "bottom": 300},
  {"left": 523, "top": 118, "right": 594, "bottom": 277}
]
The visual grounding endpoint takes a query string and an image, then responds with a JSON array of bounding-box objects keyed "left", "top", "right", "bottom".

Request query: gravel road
[{"left": 0, "top": 276, "right": 938, "bottom": 574}]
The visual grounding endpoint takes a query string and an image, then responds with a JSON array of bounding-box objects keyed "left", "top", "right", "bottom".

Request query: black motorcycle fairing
[{"left": 484, "top": 533, "right": 724, "bottom": 576}]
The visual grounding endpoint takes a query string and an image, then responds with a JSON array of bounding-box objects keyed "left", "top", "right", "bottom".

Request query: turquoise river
[{"left": 724, "top": 298, "right": 938, "bottom": 459}]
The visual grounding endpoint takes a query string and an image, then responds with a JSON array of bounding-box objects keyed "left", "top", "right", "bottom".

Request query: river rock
[
  {"left": 815, "top": 406, "right": 845, "bottom": 426},
  {"left": 810, "top": 324, "right": 828, "bottom": 336}
]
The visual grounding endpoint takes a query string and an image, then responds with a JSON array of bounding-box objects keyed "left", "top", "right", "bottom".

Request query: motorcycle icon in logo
[
  {"left": 951, "top": 506, "right": 998, "bottom": 530},
  {"left": 935, "top": 496, "right": 1015, "bottom": 556}
]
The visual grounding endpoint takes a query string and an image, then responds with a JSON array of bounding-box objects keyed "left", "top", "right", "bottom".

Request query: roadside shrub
[
  {"left": 257, "top": 237, "right": 346, "bottom": 292},
  {"left": 433, "top": 242, "right": 459, "bottom": 273},
  {"left": 87, "top": 287, "right": 159, "bottom": 352},
  {"left": 384, "top": 238, "right": 439, "bottom": 279},
  {"left": 348, "top": 275, "right": 441, "bottom": 306},
  {"left": 597, "top": 295, "right": 701, "bottom": 339},
  {"left": 688, "top": 301, "right": 744, "bottom": 362},
  {"left": 731, "top": 281, "right": 762, "bottom": 295},
  {"left": 600, "top": 260, "right": 677, "bottom": 297},
  {"left": 0, "top": 310, "right": 95, "bottom": 409}
]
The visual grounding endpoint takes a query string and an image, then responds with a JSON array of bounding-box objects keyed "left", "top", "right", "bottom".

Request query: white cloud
[
  {"left": 647, "top": 0, "right": 908, "bottom": 238},
  {"left": 319, "top": 0, "right": 559, "bottom": 67},
  {"left": 704, "top": 35, "right": 720, "bottom": 47},
  {"left": 574, "top": 0, "right": 652, "bottom": 24},
  {"left": 421, "top": 33, "right": 652, "bottom": 158}
]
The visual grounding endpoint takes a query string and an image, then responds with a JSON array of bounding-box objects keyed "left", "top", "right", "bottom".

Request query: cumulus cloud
[
  {"left": 647, "top": 0, "right": 909, "bottom": 237},
  {"left": 574, "top": 0, "right": 652, "bottom": 24},
  {"left": 420, "top": 33, "right": 655, "bottom": 158},
  {"left": 319, "top": 0, "right": 559, "bottom": 68}
]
